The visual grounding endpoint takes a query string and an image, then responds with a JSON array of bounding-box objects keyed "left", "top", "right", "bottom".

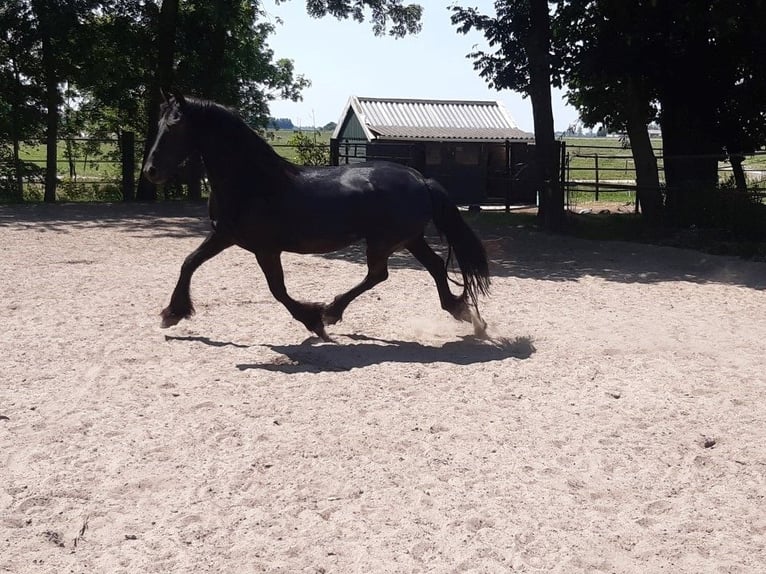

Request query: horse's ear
[
  {"left": 160, "top": 87, "right": 187, "bottom": 110},
  {"left": 171, "top": 90, "right": 187, "bottom": 110}
]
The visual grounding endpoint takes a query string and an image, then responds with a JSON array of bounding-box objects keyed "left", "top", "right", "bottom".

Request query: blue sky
[{"left": 262, "top": 1, "right": 580, "bottom": 132}]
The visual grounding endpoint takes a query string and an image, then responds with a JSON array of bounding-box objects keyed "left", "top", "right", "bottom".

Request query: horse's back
[
  {"left": 292, "top": 161, "right": 429, "bottom": 213},
  {"left": 274, "top": 161, "right": 433, "bottom": 253}
]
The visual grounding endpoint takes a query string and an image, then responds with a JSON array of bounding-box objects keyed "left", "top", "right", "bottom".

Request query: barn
[{"left": 330, "top": 96, "right": 536, "bottom": 206}]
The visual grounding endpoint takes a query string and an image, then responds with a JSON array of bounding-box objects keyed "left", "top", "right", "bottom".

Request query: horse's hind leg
[
  {"left": 406, "top": 236, "right": 487, "bottom": 335},
  {"left": 255, "top": 250, "right": 331, "bottom": 341},
  {"left": 323, "top": 245, "right": 390, "bottom": 326},
  {"left": 161, "top": 231, "right": 233, "bottom": 328}
]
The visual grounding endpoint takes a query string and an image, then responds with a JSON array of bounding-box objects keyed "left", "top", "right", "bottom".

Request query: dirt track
[{"left": 1, "top": 202, "right": 765, "bottom": 573}]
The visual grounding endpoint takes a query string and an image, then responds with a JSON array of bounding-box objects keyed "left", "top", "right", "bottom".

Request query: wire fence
[
  {"left": 563, "top": 141, "right": 766, "bottom": 212},
  {"left": 0, "top": 136, "right": 323, "bottom": 202}
]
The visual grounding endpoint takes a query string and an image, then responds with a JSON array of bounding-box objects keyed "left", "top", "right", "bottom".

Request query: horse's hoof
[
  {"left": 160, "top": 315, "right": 180, "bottom": 328},
  {"left": 312, "top": 323, "right": 333, "bottom": 343},
  {"left": 160, "top": 309, "right": 185, "bottom": 328},
  {"left": 472, "top": 315, "right": 488, "bottom": 338}
]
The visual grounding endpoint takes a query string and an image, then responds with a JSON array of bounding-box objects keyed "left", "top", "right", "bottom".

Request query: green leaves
[{"left": 294, "top": 0, "right": 422, "bottom": 36}]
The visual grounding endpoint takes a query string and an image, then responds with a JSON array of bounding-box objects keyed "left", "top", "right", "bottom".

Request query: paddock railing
[
  {"left": 3, "top": 135, "right": 765, "bottom": 210},
  {"left": 564, "top": 142, "right": 766, "bottom": 211}
]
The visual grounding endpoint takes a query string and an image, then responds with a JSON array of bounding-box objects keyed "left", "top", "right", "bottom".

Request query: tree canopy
[
  {"left": 452, "top": 0, "right": 565, "bottom": 230},
  {"left": 0, "top": 0, "right": 424, "bottom": 201},
  {"left": 453, "top": 0, "right": 766, "bottom": 227},
  {"left": 287, "top": 0, "right": 422, "bottom": 36}
]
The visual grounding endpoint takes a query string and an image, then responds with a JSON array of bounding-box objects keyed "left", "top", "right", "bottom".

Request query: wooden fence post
[
  {"left": 559, "top": 141, "right": 567, "bottom": 208},
  {"left": 594, "top": 153, "right": 600, "bottom": 201},
  {"left": 121, "top": 131, "right": 135, "bottom": 201},
  {"left": 330, "top": 139, "right": 340, "bottom": 166},
  {"left": 505, "top": 139, "right": 511, "bottom": 213}
]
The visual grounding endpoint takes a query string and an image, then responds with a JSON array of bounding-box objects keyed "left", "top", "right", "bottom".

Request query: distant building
[{"left": 330, "top": 96, "right": 537, "bottom": 205}]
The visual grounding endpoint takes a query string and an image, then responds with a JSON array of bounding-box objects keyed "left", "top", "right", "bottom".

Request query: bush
[
  {"left": 288, "top": 131, "right": 329, "bottom": 166},
  {"left": 56, "top": 180, "right": 122, "bottom": 202},
  {"left": 692, "top": 187, "right": 766, "bottom": 240},
  {"left": 0, "top": 148, "right": 44, "bottom": 203}
]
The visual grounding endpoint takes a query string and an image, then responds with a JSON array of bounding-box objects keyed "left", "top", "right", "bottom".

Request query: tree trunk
[
  {"left": 136, "top": 0, "right": 179, "bottom": 201},
  {"left": 527, "top": 0, "right": 563, "bottom": 231},
  {"left": 121, "top": 130, "right": 136, "bottom": 201},
  {"left": 729, "top": 155, "right": 747, "bottom": 191},
  {"left": 624, "top": 111, "right": 661, "bottom": 224},
  {"left": 660, "top": 94, "right": 720, "bottom": 226},
  {"left": 40, "top": 25, "right": 59, "bottom": 203},
  {"left": 12, "top": 138, "right": 23, "bottom": 200},
  {"left": 11, "top": 59, "right": 24, "bottom": 200},
  {"left": 622, "top": 78, "right": 662, "bottom": 223}
]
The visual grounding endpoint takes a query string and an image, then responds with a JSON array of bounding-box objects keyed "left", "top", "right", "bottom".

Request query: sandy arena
[{"left": 1, "top": 202, "right": 765, "bottom": 573}]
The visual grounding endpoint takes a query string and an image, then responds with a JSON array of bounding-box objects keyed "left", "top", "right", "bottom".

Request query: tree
[
  {"left": 291, "top": 0, "right": 423, "bottom": 37},
  {"left": 135, "top": 0, "right": 179, "bottom": 200},
  {"left": 475, "top": 0, "right": 766, "bottom": 227},
  {"left": 452, "top": 0, "right": 565, "bottom": 231},
  {"left": 0, "top": 0, "right": 108, "bottom": 202},
  {"left": 0, "top": 1, "right": 44, "bottom": 200},
  {"left": 650, "top": 1, "right": 724, "bottom": 223},
  {"left": 269, "top": 118, "right": 295, "bottom": 130},
  {"left": 135, "top": 0, "right": 423, "bottom": 200},
  {"left": 557, "top": 0, "right": 663, "bottom": 223},
  {"left": 563, "top": 0, "right": 766, "bottom": 225},
  {"left": 0, "top": 0, "right": 424, "bottom": 201},
  {"left": 25, "top": 0, "right": 105, "bottom": 202},
  {"left": 598, "top": 0, "right": 766, "bottom": 225},
  {"left": 708, "top": 0, "right": 766, "bottom": 193},
  {"left": 74, "top": 0, "right": 155, "bottom": 135},
  {"left": 174, "top": 0, "right": 310, "bottom": 126}
]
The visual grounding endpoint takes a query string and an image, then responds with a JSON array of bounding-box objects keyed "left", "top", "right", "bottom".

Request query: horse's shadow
[
  {"left": 165, "top": 334, "right": 250, "bottom": 348},
  {"left": 236, "top": 333, "right": 536, "bottom": 373}
]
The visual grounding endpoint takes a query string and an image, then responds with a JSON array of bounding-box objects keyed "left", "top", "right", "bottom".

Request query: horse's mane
[{"left": 184, "top": 96, "right": 301, "bottom": 182}]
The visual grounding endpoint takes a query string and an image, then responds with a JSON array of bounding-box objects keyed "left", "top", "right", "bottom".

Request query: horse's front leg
[
  {"left": 161, "top": 231, "right": 233, "bottom": 328},
  {"left": 255, "top": 251, "right": 331, "bottom": 341}
]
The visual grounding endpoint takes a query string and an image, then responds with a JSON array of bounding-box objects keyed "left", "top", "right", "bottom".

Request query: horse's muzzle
[{"left": 143, "top": 163, "right": 167, "bottom": 185}]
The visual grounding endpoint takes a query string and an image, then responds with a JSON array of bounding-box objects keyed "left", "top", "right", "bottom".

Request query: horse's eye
[{"left": 167, "top": 110, "right": 182, "bottom": 126}]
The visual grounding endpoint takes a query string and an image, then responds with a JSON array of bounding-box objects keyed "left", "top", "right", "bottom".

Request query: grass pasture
[{"left": 564, "top": 137, "right": 766, "bottom": 187}]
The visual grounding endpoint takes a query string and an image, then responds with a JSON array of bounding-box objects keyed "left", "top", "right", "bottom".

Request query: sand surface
[{"left": 1, "top": 202, "right": 765, "bottom": 573}]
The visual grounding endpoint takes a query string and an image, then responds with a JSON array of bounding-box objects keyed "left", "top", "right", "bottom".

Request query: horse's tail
[{"left": 426, "top": 179, "right": 490, "bottom": 305}]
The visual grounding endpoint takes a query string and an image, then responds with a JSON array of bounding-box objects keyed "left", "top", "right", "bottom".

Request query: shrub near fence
[{"left": 1, "top": 136, "right": 141, "bottom": 202}]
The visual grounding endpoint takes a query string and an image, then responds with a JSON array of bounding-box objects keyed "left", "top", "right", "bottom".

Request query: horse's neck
[
  {"left": 194, "top": 112, "right": 294, "bottom": 199},
  {"left": 195, "top": 115, "right": 250, "bottom": 177}
]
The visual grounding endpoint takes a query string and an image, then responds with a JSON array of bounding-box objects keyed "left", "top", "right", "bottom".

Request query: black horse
[{"left": 143, "top": 91, "right": 490, "bottom": 341}]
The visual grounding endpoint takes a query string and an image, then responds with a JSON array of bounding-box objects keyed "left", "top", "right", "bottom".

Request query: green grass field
[
  {"left": 19, "top": 140, "right": 124, "bottom": 178},
  {"left": 563, "top": 136, "right": 766, "bottom": 185},
  {"left": 15, "top": 130, "right": 334, "bottom": 178}
]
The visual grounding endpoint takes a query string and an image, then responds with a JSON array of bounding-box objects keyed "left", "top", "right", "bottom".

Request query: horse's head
[{"left": 143, "top": 89, "right": 195, "bottom": 185}]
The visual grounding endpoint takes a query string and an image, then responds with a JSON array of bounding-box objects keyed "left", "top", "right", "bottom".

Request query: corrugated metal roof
[{"left": 332, "top": 96, "right": 532, "bottom": 142}]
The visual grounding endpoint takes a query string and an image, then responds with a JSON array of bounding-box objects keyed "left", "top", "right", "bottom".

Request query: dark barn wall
[
  {"left": 367, "top": 140, "right": 488, "bottom": 204},
  {"left": 422, "top": 142, "right": 486, "bottom": 204},
  {"left": 334, "top": 137, "right": 541, "bottom": 206}
]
